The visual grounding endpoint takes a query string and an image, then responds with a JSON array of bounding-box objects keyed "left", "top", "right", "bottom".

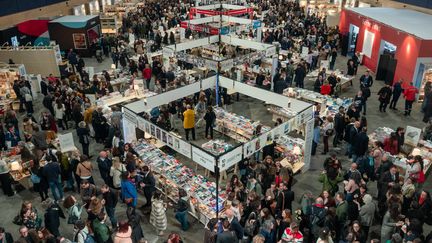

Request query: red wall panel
[{"left": 339, "top": 9, "right": 424, "bottom": 86}]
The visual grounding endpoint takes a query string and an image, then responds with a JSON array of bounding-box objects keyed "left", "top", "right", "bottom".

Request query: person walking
[
  {"left": 150, "top": 191, "right": 167, "bottom": 236},
  {"left": 359, "top": 70, "right": 373, "bottom": 115},
  {"left": 377, "top": 83, "right": 392, "bottom": 112},
  {"left": 294, "top": 63, "right": 306, "bottom": 88},
  {"left": 329, "top": 48, "right": 337, "bottom": 70},
  {"left": 143, "top": 64, "right": 152, "bottom": 90},
  {"left": 333, "top": 107, "right": 345, "bottom": 147},
  {"left": 54, "top": 100, "right": 68, "bottom": 130},
  {"left": 389, "top": 79, "right": 404, "bottom": 110},
  {"left": 42, "top": 155, "right": 64, "bottom": 202},
  {"left": 204, "top": 106, "right": 216, "bottom": 139},
  {"left": 403, "top": 82, "right": 418, "bottom": 116},
  {"left": 183, "top": 105, "right": 195, "bottom": 141},
  {"left": 312, "top": 119, "right": 321, "bottom": 156},
  {"left": 171, "top": 189, "right": 189, "bottom": 231}
]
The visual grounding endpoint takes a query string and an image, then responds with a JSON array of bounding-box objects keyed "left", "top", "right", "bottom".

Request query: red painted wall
[{"left": 339, "top": 9, "right": 424, "bottom": 85}]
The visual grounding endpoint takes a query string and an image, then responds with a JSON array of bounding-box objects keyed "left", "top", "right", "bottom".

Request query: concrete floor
[{"left": 1, "top": 53, "right": 431, "bottom": 242}]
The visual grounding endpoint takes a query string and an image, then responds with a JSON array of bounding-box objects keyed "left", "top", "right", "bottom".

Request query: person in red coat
[
  {"left": 142, "top": 64, "right": 152, "bottom": 90},
  {"left": 403, "top": 82, "right": 418, "bottom": 116},
  {"left": 320, "top": 81, "right": 332, "bottom": 95},
  {"left": 383, "top": 132, "right": 399, "bottom": 155}
]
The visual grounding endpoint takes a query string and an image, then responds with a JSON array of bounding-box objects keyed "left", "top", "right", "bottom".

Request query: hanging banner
[
  {"left": 303, "top": 118, "right": 314, "bottom": 171},
  {"left": 192, "top": 146, "right": 215, "bottom": 172},
  {"left": 219, "top": 146, "right": 243, "bottom": 172}
]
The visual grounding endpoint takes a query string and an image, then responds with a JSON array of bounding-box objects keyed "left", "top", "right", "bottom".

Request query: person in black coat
[
  {"left": 294, "top": 64, "right": 306, "bottom": 88},
  {"left": 333, "top": 107, "right": 345, "bottom": 147},
  {"left": 276, "top": 182, "right": 295, "bottom": 215},
  {"left": 377, "top": 84, "right": 392, "bottom": 112},
  {"left": 0, "top": 227, "right": 13, "bottom": 243},
  {"left": 217, "top": 219, "right": 237, "bottom": 243},
  {"left": 96, "top": 151, "right": 112, "bottom": 186},
  {"left": 76, "top": 121, "right": 90, "bottom": 157},
  {"left": 139, "top": 165, "right": 155, "bottom": 208},
  {"left": 389, "top": 79, "right": 404, "bottom": 110},
  {"left": 101, "top": 184, "right": 118, "bottom": 228},
  {"left": 378, "top": 165, "right": 400, "bottom": 211},
  {"left": 126, "top": 207, "right": 144, "bottom": 243},
  {"left": 204, "top": 106, "right": 216, "bottom": 139},
  {"left": 43, "top": 198, "right": 65, "bottom": 237},
  {"left": 225, "top": 209, "right": 244, "bottom": 241},
  {"left": 408, "top": 190, "right": 432, "bottom": 225},
  {"left": 352, "top": 127, "right": 369, "bottom": 162}
]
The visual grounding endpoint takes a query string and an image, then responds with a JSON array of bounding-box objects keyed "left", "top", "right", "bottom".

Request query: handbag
[
  {"left": 30, "top": 172, "right": 41, "bottom": 184},
  {"left": 25, "top": 93, "right": 33, "bottom": 102}
]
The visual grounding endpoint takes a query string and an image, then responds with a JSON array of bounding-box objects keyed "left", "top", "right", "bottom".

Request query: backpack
[
  {"left": 310, "top": 206, "right": 326, "bottom": 227},
  {"left": 76, "top": 231, "right": 95, "bottom": 243}
]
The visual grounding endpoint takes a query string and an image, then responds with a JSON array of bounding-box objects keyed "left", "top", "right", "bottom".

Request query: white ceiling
[{"left": 348, "top": 7, "right": 432, "bottom": 40}]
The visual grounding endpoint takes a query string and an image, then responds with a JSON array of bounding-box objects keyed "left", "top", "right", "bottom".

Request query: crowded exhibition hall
[{"left": 0, "top": 0, "right": 431, "bottom": 242}]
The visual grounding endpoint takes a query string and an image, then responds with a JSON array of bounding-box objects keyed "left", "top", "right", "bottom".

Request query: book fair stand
[{"left": 115, "top": 1, "right": 316, "bottom": 225}]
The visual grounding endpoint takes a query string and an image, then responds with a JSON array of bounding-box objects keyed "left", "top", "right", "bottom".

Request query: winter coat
[
  {"left": 318, "top": 172, "right": 343, "bottom": 195},
  {"left": 380, "top": 211, "right": 398, "bottom": 243},
  {"left": 92, "top": 218, "right": 111, "bottom": 243},
  {"left": 121, "top": 180, "right": 137, "bottom": 207},
  {"left": 377, "top": 86, "right": 392, "bottom": 103},
  {"left": 359, "top": 202, "right": 376, "bottom": 227},
  {"left": 150, "top": 197, "right": 167, "bottom": 231},
  {"left": 183, "top": 109, "right": 195, "bottom": 129}
]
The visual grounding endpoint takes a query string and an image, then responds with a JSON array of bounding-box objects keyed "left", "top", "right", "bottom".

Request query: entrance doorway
[
  {"left": 347, "top": 24, "right": 359, "bottom": 57},
  {"left": 376, "top": 40, "right": 398, "bottom": 83}
]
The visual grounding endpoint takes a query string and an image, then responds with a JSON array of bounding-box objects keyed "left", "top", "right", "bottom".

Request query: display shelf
[
  {"left": 132, "top": 139, "right": 226, "bottom": 224},
  {"left": 275, "top": 135, "right": 305, "bottom": 173},
  {"left": 267, "top": 106, "right": 297, "bottom": 122},
  {"left": 214, "top": 107, "right": 271, "bottom": 143},
  {"left": 201, "top": 140, "right": 233, "bottom": 155}
]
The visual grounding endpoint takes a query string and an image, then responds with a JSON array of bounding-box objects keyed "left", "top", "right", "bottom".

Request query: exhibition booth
[
  {"left": 121, "top": 75, "right": 314, "bottom": 225},
  {"left": 48, "top": 15, "right": 101, "bottom": 57},
  {"left": 339, "top": 8, "right": 432, "bottom": 92}
]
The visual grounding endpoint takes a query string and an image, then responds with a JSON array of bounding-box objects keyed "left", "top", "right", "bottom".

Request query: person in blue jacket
[{"left": 121, "top": 172, "right": 137, "bottom": 208}]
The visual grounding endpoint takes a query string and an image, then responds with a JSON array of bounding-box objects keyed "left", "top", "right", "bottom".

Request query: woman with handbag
[
  {"left": 30, "top": 165, "right": 48, "bottom": 201},
  {"left": 110, "top": 157, "right": 126, "bottom": 190},
  {"left": 63, "top": 195, "right": 84, "bottom": 225}
]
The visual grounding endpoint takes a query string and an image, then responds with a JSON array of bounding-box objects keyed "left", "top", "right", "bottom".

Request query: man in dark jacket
[
  {"left": 359, "top": 71, "right": 373, "bottom": 115},
  {"left": 352, "top": 127, "right": 369, "bottom": 162},
  {"left": 307, "top": 197, "right": 327, "bottom": 237},
  {"left": 294, "top": 63, "right": 306, "bottom": 88},
  {"left": 42, "top": 155, "right": 63, "bottom": 201},
  {"left": 347, "top": 121, "right": 360, "bottom": 158},
  {"left": 333, "top": 106, "right": 345, "bottom": 147},
  {"left": 101, "top": 184, "right": 118, "bottom": 229},
  {"left": 226, "top": 209, "right": 244, "bottom": 241},
  {"left": 276, "top": 182, "right": 295, "bottom": 214},
  {"left": 76, "top": 121, "right": 90, "bottom": 157},
  {"left": 96, "top": 151, "right": 112, "bottom": 186},
  {"left": 0, "top": 227, "right": 14, "bottom": 243},
  {"left": 139, "top": 165, "right": 155, "bottom": 207},
  {"left": 378, "top": 165, "right": 400, "bottom": 214},
  {"left": 217, "top": 219, "right": 237, "bottom": 243},
  {"left": 389, "top": 79, "right": 404, "bottom": 110},
  {"left": 43, "top": 198, "right": 65, "bottom": 237}
]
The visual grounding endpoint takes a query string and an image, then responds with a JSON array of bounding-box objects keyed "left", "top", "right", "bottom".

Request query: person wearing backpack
[
  {"left": 92, "top": 212, "right": 112, "bottom": 243},
  {"left": 307, "top": 197, "right": 327, "bottom": 239},
  {"left": 43, "top": 198, "right": 65, "bottom": 237},
  {"left": 74, "top": 220, "right": 94, "bottom": 243}
]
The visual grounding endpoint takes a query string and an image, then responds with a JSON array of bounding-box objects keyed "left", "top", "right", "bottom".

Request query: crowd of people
[{"left": 0, "top": 0, "right": 431, "bottom": 243}]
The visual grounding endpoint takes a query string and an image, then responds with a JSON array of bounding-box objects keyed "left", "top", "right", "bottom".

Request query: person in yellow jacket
[{"left": 183, "top": 105, "right": 195, "bottom": 141}]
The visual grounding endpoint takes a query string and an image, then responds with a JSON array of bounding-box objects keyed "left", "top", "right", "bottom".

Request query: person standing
[
  {"left": 204, "top": 106, "right": 216, "bottom": 139},
  {"left": 294, "top": 63, "right": 306, "bottom": 88},
  {"left": 322, "top": 116, "right": 334, "bottom": 155},
  {"left": 97, "top": 151, "right": 112, "bottom": 186},
  {"left": 352, "top": 127, "right": 369, "bottom": 162},
  {"left": 19, "top": 83, "right": 33, "bottom": 114},
  {"left": 92, "top": 212, "right": 112, "bottom": 243},
  {"left": 377, "top": 83, "right": 393, "bottom": 112},
  {"left": 54, "top": 100, "right": 68, "bottom": 130},
  {"left": 333, "top": 107, "right": 345, "bottom": 147},
  {"left": 329, "top": 48, "right": 337, "bottom": 70},
  {"left": 143, "top": 64, "right": 152, "bottom": 90},
  {"left": 139, "top": 165, "right": 156, "bottom": 208},
  {"left": 359, "top": 71, "right": 373, "bottom": 115},
  {"left": 101, "top": 184, "right": 118, "bottom": 229},
  {"left": 76, "top": 122, "right": 90, "bottom": 158},
  {"left": 403, "top": 82, "right": 418, "bottom": 116},
  {"left": 0, "top": 158, "right": 14, "bottom": 197},
  {"left": 150, "top": 191, "right": 167, "bottom": 236},
  {"left": 171, "top": 189, "right": 189, "bottom": 231},
  {"left": 42, "top": 155, "right": 64, "bottom": 202},
  {"left": 121, "top": 173, "right": 137, "bottom": 209},
  {"left": 183, "top": 105, "right": 195, "bottom": 141},
  {"left": 312, "top": 119, "right": 321, "bottom": 156},
  {"left": 389, "top": 79, "right": 404, "bottom": 110},
  {"left": 76, "top": 157, "right": 94, "bottom": 185},
  {"left": 43, "top": 198, "right": 65, "bottom": 237}
]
